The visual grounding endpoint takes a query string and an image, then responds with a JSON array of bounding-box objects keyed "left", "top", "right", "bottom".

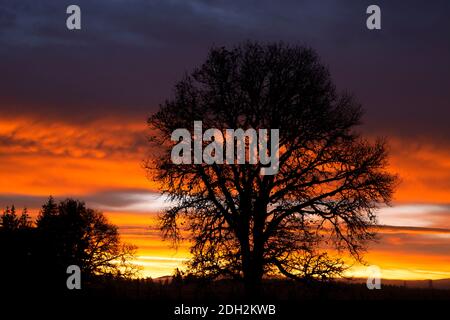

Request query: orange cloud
[
  {"left": 0, "top": 117, "right": 158, "bottom": 196},
  {"left": 388, "top": 137, "right": 450, "bottom": 203}
]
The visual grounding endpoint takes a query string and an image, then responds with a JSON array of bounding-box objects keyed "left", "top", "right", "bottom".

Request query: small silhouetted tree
[
  {"left": 147, "top": 42, "right": 397, "bottom": 293},
  {"left": 1, "top": 205, "right": 19, "bottom": 231},
  {"left": 36, "top": 195, "right": 58, "bottom": 227},
  {"left": 1, "top": 205, "right": 32, "bottom": 231},
  {"left": 18, "top": 208, "right": 32, "bottom": 229}
]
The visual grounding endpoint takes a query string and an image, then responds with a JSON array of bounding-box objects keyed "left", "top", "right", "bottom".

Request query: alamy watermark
[
  {"left": 66, "top": 5, "right": 81, "bottom": 30},
  {"left": 170, "top": 121, "right": 279, "bottom": 175},
  {"left": 366, "top": 265, "right": 382, "bottom": 290},
  {"left": 66, "top": 265, "right": 81, "bottom": 290}
]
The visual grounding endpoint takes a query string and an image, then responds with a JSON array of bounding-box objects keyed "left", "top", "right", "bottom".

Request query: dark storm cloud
[{"left": 0, "top": 0, "right": 449, "bottom": 141}]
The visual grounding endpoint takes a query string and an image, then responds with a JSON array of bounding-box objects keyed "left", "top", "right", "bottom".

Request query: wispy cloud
[{"left": 377, "top": 204, "right": 450, "bottom": 228}]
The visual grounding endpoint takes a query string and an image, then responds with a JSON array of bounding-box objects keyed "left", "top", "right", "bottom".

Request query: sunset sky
[{"left": 1, "top": 0, "right": 449, "bottom": 280}]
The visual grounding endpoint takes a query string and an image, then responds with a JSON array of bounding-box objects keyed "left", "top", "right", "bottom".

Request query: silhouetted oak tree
[{"left": 147, "top": 42, "right": 396, "bottom": 292}]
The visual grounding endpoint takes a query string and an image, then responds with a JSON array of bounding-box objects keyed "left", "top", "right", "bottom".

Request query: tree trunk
[
  {"left": 244, "top": 206, "right": 266, "bottom": 298},
  {"left": 239, "top": 203, "right": 265, "bottom": 298},
  {"left": 242, "top": 250, "right": 264, "bottom": 298}
]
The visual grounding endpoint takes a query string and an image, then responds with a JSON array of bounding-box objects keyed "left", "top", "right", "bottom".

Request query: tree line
[{"left": 0, "top": 197, "right": 138, "bottom": 293}]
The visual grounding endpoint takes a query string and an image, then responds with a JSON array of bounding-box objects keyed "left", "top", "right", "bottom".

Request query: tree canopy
[{"left": 148, "top": 42, "right": 397, "bottom": 291}]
